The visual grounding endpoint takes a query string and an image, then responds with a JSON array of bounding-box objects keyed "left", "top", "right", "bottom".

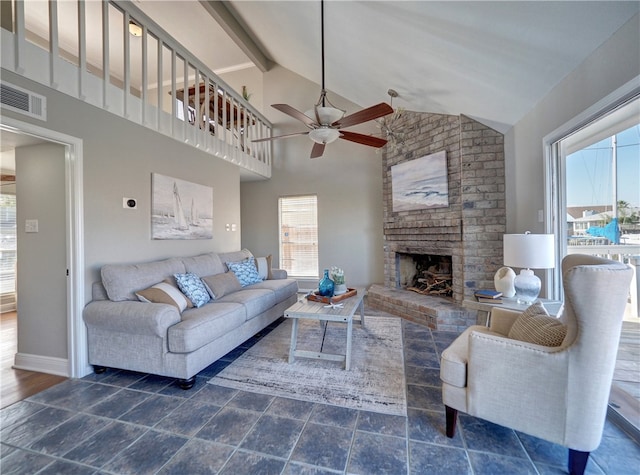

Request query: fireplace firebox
[{"left": 396, "top": 253, "right": 453, "bottom": 298}]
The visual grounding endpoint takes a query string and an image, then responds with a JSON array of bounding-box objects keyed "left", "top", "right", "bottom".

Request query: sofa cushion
[
  {"left": 226, "top": 258, "right": 262, "bottom": 287},
  {"left": 168, "top": 302, "right": 246, "bottom": 353},
  {"left": 136, "top": 279, "right": 192, "bottom": 312},
  {"left": 182, "top": 252, "right": 225, "bottom": 277},
  {"left": 217, "top": 289, "right": 277, "bottom": 320},
  {"left": 246, "top": 278, "right": 298, "bottom": 304},
  {"left": 101, "top": 258, "right": 186, "bottom": 302},
  {"left": 174, "top": 273, "right": 211, "bottom": 308},
  {"left": 201, "top": 272, "right": 242, "bottom": 300},
  {"left": 508, "top": 302, "right": 567, "bottom": 347},
  {"left": 219, "top": 249, "right": 253, "bottom": 271}
]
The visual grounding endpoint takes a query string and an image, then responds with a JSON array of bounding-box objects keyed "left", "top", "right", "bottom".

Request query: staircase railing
[{"left": 0, "top": 0, "right": 272, "bottom": 178}]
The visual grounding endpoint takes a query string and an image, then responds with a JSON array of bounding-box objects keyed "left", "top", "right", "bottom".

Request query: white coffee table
[{"left": 284, "top": 289, "right": 365, "bottom": 370}]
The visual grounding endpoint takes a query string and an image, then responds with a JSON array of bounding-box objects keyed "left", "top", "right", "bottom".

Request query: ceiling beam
[{"left": 198, "top": 1, "right": 273, "bottom": 73}]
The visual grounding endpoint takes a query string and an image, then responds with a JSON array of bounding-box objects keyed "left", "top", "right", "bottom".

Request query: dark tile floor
[{"left": 2, "top": 309, "right": 640, "bottom": 475}]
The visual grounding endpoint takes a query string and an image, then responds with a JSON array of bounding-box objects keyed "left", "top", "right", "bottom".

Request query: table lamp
[{"left": 503, "top": 232, "right": 556, "bottom": 304}]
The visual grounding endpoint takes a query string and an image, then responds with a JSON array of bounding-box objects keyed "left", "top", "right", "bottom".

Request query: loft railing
[{"left": 0, "top": 0, "right": 272, "bottom": 178}]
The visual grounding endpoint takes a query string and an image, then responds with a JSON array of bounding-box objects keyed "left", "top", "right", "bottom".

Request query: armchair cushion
[{"left": 508, "top": 302, "right": 567, "bottom": 347}]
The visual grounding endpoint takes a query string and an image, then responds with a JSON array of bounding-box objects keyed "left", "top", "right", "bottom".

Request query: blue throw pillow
[
  {"left": 173, "top": 272, "right": 210, "bottom": 308},
  {"left": 226, "top": 257, "right": 262, "bottom": 287}
]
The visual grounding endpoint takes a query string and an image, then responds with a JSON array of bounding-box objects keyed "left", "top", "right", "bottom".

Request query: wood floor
[
  {"left": 1, "top": 311, "right": 66, "bottom": 409},
  {"left": 610, "top": 320, "right": 640, "bottom": 435}
]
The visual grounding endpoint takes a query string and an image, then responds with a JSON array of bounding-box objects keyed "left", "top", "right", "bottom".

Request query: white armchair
[{"left": 440, "top": 254, "right": 633, "bottom": 475}]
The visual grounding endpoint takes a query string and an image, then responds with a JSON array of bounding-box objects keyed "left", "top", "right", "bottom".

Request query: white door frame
[
  {"left": 0, "top": 116, "right": 87, "bottom": 378},
  {"left": 543, "top": 76, "right": 640, "bottom": 299}
]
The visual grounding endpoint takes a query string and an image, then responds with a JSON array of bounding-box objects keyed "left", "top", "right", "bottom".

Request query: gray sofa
[{"left": 83, "top": 249, "right": 298, "bottom": 388}]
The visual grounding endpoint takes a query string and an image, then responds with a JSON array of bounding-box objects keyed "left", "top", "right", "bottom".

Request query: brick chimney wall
[{"left": 382, "top": 111, "right": 506, "bottom": 303}]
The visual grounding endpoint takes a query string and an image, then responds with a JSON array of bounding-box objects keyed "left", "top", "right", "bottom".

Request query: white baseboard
[{"left": 13, "top": 353, "right": 69, "bottom": 377}]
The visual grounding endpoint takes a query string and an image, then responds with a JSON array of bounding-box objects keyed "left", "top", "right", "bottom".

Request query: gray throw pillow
[{"left": 201, "top": 272, "right": 242, "bottom": 299}]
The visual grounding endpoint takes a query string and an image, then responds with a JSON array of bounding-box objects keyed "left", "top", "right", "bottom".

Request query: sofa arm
[
  {"left": 270, "top": 268, "right": 288, "bottom": 280},
  {"left": 83, "top": 300, "right": 181, "bottom": 337}
]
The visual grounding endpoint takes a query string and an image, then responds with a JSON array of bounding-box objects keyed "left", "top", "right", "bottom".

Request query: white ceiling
[{"left": 134, "top": 1, "right": 639, "bottom": 133}]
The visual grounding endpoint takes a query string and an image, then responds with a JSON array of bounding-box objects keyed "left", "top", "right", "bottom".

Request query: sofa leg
[
  {"left": 445, "top": 405, "right": 458, "bottom": 438},
  {"left": 93, "top": 365, "right": 107, "bottom": 374},
  {"left": 568, "top": 449, "right": 589, "bottom": 475},
  {"left": 178, "top": 376, "right": 196, "bottom": 390}
]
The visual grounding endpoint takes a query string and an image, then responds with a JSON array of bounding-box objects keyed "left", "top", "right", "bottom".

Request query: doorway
[
  {"left": 546, "top": 93, "right": 640, "bottom": 437},
  {"left": 0, "top": 117, "right": 86, "bottom": 381},
  {"left": 1, "top": 131, "right": 70, "bottom": 407}
]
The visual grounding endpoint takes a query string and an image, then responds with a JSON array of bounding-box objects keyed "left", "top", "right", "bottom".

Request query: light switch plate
[{"left": 25, "top": 219, "right": 38, "bottom": 233}]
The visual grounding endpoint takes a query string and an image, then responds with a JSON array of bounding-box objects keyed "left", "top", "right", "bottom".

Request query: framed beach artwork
[
  {"left": 151, "top": 173, "right": 213, "bottom": 240},
  {"left": 391, "top": 151, "right": 449, "bottom": 211}
]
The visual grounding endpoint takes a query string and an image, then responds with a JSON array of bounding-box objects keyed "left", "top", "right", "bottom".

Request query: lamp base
[{"left": 514, "top": 268, "right": 541, "bottom": 305}]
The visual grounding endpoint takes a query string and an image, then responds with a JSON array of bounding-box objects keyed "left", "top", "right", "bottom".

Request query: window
[
  {"left": 547, "top": 95, "right": 639, "bottom": 301},
  {"left": 0, "top": 193, "right": 17, "bottom": 298},
  {"left": 278, "top": 195, "right": 318, "bottom": 278}
]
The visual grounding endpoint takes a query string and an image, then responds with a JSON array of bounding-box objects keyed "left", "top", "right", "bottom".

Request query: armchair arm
[
  {"left": 488, "top": 307, "right": 522, "bottom": 335},
  {"left": 83, "top": 300, "right": 181, "bottom": 337}
]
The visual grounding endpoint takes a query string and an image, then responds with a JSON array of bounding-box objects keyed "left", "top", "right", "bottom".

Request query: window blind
[{"left": 278, "top": 195, "right": 318, "bottom": 278}]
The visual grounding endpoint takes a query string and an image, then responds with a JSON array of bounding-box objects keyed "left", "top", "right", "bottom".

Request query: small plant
[
  {"left": 330, "top": 266, "right": 345, "bottom": 285},
  {"left": 242, "top": 86, "right": 252, "bottom": 102}
]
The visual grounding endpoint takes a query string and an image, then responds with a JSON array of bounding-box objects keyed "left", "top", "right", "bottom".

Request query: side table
[{"left": 463, "top": 298, "right": 563, "bottom": 326}]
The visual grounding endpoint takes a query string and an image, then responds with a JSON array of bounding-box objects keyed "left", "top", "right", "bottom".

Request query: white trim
[
  {"left": 0, "top": 117, "right": 87, "bottom": 378},
  {"left": 543, "top": 75, "right": 640, "bottom": 299},
  {"left": 14, "top": 353, "right": 69, "bottom": 377},
  {"left": 543, "top": 76, "right": 640, "bottom": 147}
]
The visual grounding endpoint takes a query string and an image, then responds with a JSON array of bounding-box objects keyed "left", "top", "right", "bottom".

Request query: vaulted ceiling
[{"left": 134, "top": 1, "right": 639, "bottom": 134}]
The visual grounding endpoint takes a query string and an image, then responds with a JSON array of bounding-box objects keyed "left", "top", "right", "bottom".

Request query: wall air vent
[{"left": 0, "top": 82, "right": 47, "bottom": 121}]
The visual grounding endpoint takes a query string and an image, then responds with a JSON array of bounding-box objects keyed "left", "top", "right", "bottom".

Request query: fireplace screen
[{"left": 396, "top": 253, "right": 453, "bottom": 298}]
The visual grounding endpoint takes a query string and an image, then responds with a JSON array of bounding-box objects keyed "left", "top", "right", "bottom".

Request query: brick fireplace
[{"left": 368, "top": 112, "right": 506, "bottom": 331}]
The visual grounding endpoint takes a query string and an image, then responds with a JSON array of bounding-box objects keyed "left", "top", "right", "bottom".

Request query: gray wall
[
  {"left": 16, "top": 143, "right": 67, "bottom": 359},
  {"left": 2, "top": 69, "right": 243, "bottom": 363},
  {"left": 240, "top": 66, "right": 384, "bottom": 289},
  {"left": 505, "top": 13, "right": 640, "bottom": 234}
]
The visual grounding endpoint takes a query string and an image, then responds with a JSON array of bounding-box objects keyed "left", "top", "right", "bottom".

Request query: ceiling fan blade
[
  {"left": 272, "top": 104, "right": 317, "bottom": 128},
  {"left": 332, "top": 102, "right": 394, "bottom": 129},
  {"left": 339, "top": 131, "right": 388, "bottom": 148},
  {"left": 310, "top": 142, "right": 326, "bottom": 158},
  {"left": 252, "top": 131, "right": 309, "bottom": 143}
]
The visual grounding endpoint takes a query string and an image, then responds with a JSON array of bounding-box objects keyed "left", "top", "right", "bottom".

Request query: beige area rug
[{"left": 208, "top": 316, "right": 407, "bottom": 416}]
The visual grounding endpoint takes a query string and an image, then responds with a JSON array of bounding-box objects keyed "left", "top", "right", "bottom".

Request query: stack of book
[{"left": 474, "top": 289, "right": 503, "bottom": 303}]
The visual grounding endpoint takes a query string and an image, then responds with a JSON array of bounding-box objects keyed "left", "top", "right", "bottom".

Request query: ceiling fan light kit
[
  {"left": 309, "top": 127, "right": 340, "bottom": 144},
  {"left": 252, "top": 0, "right": 393, "bottom": 158}
]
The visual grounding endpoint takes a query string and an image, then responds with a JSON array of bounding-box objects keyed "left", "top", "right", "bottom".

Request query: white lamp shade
[
  {"left": 308, "top": 127, "right": 341, "bottom": 144},
  {"left": 503, "top": 233, "right": 556, "bottom": 269}
]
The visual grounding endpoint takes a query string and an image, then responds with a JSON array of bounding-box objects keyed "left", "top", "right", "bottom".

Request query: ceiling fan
[{"left": 252, "top": 1, "right": 393, "bottom": 158}]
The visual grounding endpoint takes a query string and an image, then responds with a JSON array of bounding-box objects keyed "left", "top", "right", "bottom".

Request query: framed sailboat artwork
[{"left": 151, "top": 173, "right": 213, "bottom": 240}]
